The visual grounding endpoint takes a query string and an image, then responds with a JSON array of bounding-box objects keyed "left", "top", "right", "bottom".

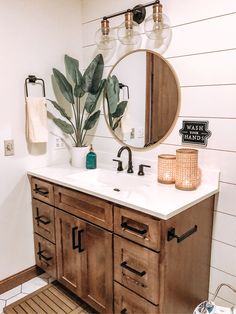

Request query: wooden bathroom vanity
[{"left": 28, "top": 166, "right": 219, "bottom": 314}]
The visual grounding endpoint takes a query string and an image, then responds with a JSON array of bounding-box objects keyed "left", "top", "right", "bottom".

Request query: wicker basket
[
  {"left": 158, "top": 154, "right": 176, "bottom": 184},
  {"left": 175, "top": 148, "right": 199, "bottom": 191}
]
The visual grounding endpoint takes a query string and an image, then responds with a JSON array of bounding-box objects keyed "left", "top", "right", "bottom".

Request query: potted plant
[{"left": 48, "top": 54, "right": 105, "bottom": 167}]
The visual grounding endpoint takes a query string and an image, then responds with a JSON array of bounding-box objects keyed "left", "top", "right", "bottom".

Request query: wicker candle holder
[
  {"left": 175, "top": 148, "right": 198, "bottom": 191},
  {"left": 158, "top": 154, "right": 176, "bottom": 184}
]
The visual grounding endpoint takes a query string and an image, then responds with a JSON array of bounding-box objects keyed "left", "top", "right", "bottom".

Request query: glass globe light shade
[
  {"left": 95, "top": 19, "right": 116, "bottom": 50},
  {"left": 117, "top": 11, "right": 141, "bottom": 45},
  {"left": 144, "top": 3, "right": 171, "bottom": 40}
]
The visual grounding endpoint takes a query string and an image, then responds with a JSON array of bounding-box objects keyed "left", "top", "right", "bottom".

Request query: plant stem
[
  {"left": 80, "top": 106, "right": 86, "bottom": 145},
  {"left": 81, "top": 129, "right": 88, "bottom": 146},
  {"left": 71, "top": 103, "right": 79, "bottom": 145}
]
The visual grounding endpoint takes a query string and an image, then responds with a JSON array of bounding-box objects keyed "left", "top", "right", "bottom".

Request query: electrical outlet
[
  {"left": 4, "top": 140, "right": 14, "bottom": 156},
  {"left": 54, "top": 136, "right": 65, "bottom": 149}
]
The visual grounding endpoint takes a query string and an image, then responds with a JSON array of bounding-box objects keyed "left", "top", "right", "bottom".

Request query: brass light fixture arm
[{"left": 103, "top": 0, "right": 160, "bottom": 24}]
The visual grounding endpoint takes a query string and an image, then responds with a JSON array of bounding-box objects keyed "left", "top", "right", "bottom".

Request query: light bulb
[
  {"left": 118, "top": 11, "right": 141, "bottom": 45},
  {"left": 144, "top": 2, "right": 171, "bottom": 40},
  {"left": 95, "top": 19, "right": 116, "bottom": 50}
]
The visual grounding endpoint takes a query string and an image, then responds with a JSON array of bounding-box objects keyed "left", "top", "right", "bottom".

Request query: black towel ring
[{"left": 25, "top": 75, "right": 46, "bottom": 97}]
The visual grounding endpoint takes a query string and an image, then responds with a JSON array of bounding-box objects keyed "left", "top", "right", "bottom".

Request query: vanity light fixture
[
  {"left": 117, "top": 10, "right": 141, "bottom": 46},
  {"left": 95, "top": 0, "right": 170, "bottom": 50},
  {"left": 95, "top": 18, "right": 116, "bottom": 50},
  {"left": 144, "top": 1, "right": 171, "bottom": 40}
]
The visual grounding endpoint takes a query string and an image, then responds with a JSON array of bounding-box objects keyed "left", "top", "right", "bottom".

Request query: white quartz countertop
[{"left": 27, "top": 164, "right": 220, "bottom": 220}]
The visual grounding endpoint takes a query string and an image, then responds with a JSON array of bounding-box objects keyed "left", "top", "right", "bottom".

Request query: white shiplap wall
[{"left": 81, "top": 0, "right": 236, "bottom": 306}]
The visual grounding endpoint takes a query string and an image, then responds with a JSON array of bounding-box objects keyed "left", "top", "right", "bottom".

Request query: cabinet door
[
  {"left": 55, "top": 209, "right": 85, "bottom": 296},
  {"left": 81, "top": 222, "right": 113, "bottom": 314}
]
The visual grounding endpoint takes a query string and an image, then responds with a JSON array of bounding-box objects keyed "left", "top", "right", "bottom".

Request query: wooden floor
[{"left": 3, "top": 283, "right": 96, "bottom": 314}]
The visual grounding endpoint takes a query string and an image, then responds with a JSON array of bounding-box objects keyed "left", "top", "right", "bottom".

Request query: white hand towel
[{"left": 26, "top": 97, "right": 48, "bottom": 143}]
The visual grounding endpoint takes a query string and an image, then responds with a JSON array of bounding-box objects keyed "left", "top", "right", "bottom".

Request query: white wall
[
  {"left": 0, "top": 0, "right": 83, "bottom": 280},
  {"left": 81, "top": 0, "right": 236, "bottom": 306}
]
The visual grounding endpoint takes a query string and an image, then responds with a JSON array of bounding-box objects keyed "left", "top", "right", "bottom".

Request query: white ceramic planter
[{"left": 71, "top": 146, "right": 89, "bottom": 168}]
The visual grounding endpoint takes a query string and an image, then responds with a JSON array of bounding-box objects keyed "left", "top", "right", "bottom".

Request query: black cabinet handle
[
  {"left": 120, "top": 309, "right": 127, "bottom": 314},
  {"left": 37, "top": 251, "right": 52, "bottom": 261},
  {"left": 35, "top": 215, "right": 50, "bottom": 225},
  {"left": 120, "top": 261, "right": 146, "bottom": 277},
  {"left": 121, "top": 222, "right": 147, "bottom": 235},
  {"left": 37, "top": 243, "right": 52, "bottom": 261},
  {"left": 72, "top": 227, "right": 84, "bottom": 253},
  {"left": 78, "top": 229, "right": 84, "bottom": 253},
  {"left": 33, "top": 187, "right": 49, "bottom": 196},
  {"left": 167, "top": 225, "right": 198, "bottom": 243}
]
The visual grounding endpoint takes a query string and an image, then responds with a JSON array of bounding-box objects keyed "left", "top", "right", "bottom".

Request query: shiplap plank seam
[
  {"left": 82, "top": 9, "right": 236, "bottom": 26},
  {"left": 210, "top": 266, "right": 236, "bottom": 278},
  {"left": 213, "top": 211, "right": 236, "bottom": 219},
  {"left": 212, "top": 238, "right": 236, "bottom": 249},
  {"left": 88, "top": 136, "right": 236, "bottom": 154},
  {"left": 221, "top": 181, "right": 236, "bottom": 186}
]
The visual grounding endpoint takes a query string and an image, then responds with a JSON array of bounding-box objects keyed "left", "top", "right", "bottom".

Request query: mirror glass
[{"left": 103, "top": 49, "right": 180, "bottom": 149}]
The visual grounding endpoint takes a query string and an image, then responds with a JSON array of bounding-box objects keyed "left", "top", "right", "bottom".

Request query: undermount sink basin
[{"left": 67, "top": 168, "right": 153, "bottom": 191}]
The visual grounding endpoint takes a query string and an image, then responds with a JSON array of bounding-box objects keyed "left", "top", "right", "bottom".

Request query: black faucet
[{"left": 117, "top": 146, "right": 133, "bottom": 173}]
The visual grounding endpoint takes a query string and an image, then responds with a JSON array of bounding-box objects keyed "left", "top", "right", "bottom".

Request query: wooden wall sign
[{"left": 179, "top": 121, "right": 212, "bottom": 146}]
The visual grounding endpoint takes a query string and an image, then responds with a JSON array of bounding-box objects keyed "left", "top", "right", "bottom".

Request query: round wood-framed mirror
[{"left": 103, "top": 49, "right": 180, "bottom": 149}]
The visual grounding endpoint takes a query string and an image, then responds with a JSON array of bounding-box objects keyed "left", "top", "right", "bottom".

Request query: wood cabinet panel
[
  {"left": 114, "top": 205, "right": 161, "bottom": 251},
  {"left": 31, "top": 177, "right": 54, "bottom": 205},
  {"left": 114, "top": 235, "right": 159, "bottom": 305},
  {"left": 55, "top": 209, "right": 83, "bottom": 296},
  {"left": 55, "top": 209, "right": 113, "bottom": 313},
  {"left": 81, "top": 222, "right": 113, "bottom": 313},
  {"left": 159, "top": 196, "right": 215, "bottom": 314},
  {"left": 54, "top": 185, "right": 113, "bottom": 230},
  {"left": 32, "top": 199, "right": 55, "bottom": 243},
  {"left": 34, "top": 234, "right": 57, "bottom": 278},
  {"left": 114, "top": 282, "right": 159, "bottom": 314}
]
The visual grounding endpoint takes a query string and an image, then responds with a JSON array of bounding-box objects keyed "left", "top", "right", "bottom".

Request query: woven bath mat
[{"left": 4, "top": 282, "right": 94, "bottom": 314}]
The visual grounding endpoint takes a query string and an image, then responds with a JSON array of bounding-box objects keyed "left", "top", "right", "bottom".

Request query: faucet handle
[
  {"left": 113, "top": 159, "right": 123, "bottom": 171},
  {"left": 138, "top": 164, "right": 151, "bottom": 176}
]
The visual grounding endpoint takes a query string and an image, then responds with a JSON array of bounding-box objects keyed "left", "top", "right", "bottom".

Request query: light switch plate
[{"left": 4, "top": 140, "right": 14, "bottom": 156}]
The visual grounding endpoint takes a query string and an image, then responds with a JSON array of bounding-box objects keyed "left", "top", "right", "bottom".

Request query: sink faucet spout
[{"left": 117, "top": 146, "right": 133, "bottom": 173}]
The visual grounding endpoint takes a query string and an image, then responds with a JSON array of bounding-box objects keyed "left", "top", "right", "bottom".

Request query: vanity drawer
[
  {"left": 31, "top": 177, "right": 54, "bottom": 205},
  {"left": 34, "top": 233, "right": 57, "bottom": 278},
  {"left": 114, "top": 206, "right": 161, "bottom": 251},
  {"left": 54, "top": 185, "right": 113, "bottom": 230},
  {"left": 114, "top": 282, "right": 159, "bottom": 314},
  {"left": 32, "top": 199, "right": 55, "bottom": 243},
  {"left": 114, "top": 235, "right": 159, "bottom": 305}
]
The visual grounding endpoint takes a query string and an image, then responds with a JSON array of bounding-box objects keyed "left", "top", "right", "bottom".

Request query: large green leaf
[
  {"left": 48, "top": 99, "right": 71, "bottom": 120},
  {"left": 53, "top": 68, "right": 74, "bottom": 104},
  {"left": 112, "top": 101, "right": 127, "bottom": 118},
  {"left": 74, "top": 85, "right": 85, "bottom": 98},
  {"left": 82, "top": 54, "right": 104, "bottom": 94},
  {"left": 113, "top": 117, "right": 123, "bottom": 130},
  {"left": 106, "top": 75, "right": 120, "bottom": 115},
  {"left": 83, "top": 110, "right": 101, "bottom": 130},
  {"left": 85, "top": 79, "right": 106, "bottom": 114},
  {"left": 53, "top": 118, "right": 74, "bottom": 134},
  {"left": 64, "top": 55, "right": 82, "bottom": 86}
]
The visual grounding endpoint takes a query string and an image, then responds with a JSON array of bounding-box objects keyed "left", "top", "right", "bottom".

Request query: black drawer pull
[
  {"left": 33, "top": 187, "right": 49, "bottom": 196},
  {"left": 37, "top": 250, "right": 52, "bottom": 261},
  {"left": 120, "top": 261, "right": 146, "bottom": 277},
  {"left": 121, "top": 222, "right": 147, "bottom": 235},
  {"left": 72, "top": 227, "right": 85, "bottom": 253},
  {"left": 37, "top": 244, "right": 52, "bottom": 261},
  {"left": 35, "top": 215, "right": 50, "bottom": 225},
  {"left": 120, "top": 309, "right": 127, "bottom": 314},
  {"left": 167, "top": 225, "right": 198, "bottom": 243}
]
